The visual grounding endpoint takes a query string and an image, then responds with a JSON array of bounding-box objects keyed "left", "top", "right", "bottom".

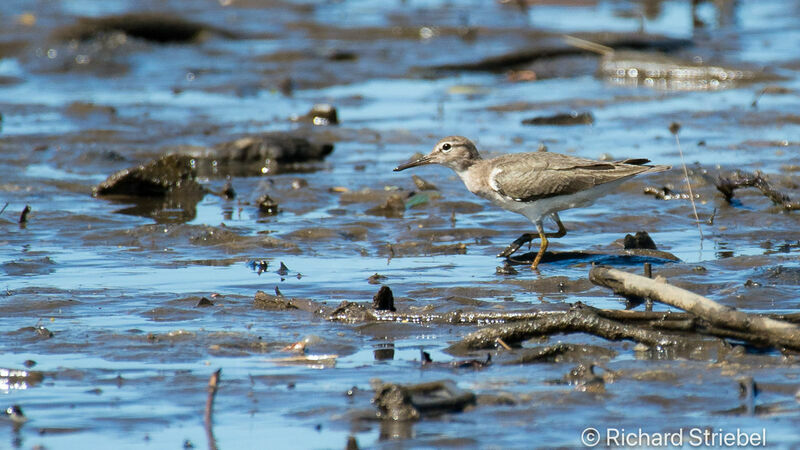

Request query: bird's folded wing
[{"left": 490, "top": 152, "right": 648, "bottom": 202}]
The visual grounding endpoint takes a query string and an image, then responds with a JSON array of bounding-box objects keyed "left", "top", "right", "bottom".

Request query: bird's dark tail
[{"left": 617, "top": 158, "right": 671, "bottom": 173}]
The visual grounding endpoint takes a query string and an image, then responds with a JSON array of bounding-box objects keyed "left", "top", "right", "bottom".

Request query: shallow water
[{"left": 2, "top": 0, "right": 800, "bottom": 448}]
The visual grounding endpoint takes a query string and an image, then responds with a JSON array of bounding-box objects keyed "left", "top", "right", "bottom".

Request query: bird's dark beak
[{"left": 394, "top": 154, "right": 433, "bottom": 171}]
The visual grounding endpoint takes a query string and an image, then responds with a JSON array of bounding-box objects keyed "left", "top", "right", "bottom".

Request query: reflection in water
[
  {"left": 110, "top": 193, "right": 203, "bottom": 224},
  {"left": 373, "top": 343, "right": 395, "bottom": 361},
  {"left": 379, "top": 419, "right": 415, "bottom": 441},
  {"left": 716, "top": 240, "right": 735, "bottom": 259}
]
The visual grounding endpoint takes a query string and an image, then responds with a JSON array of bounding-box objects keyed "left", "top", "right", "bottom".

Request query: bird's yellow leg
[
  {"left": 531, "top": 224, "right": 548, "bottom": 270},
  {"left": 548, "top": 212, "right": 567, "bottom": 238}
]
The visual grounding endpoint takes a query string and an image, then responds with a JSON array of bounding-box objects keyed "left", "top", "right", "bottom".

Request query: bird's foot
[{"left": 497, "top": 233, "right": 535, "bottom": 258}]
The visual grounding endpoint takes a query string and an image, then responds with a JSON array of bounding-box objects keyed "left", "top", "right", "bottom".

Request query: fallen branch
[
  {"left": 715, "top": 170, "right": 800, "bottom": 211},
  {"left": 449, "top": 303, "right": 702, "bottom": 351},
  {"left": 589, "top": 266, "right": 800, "bottom": 351}
]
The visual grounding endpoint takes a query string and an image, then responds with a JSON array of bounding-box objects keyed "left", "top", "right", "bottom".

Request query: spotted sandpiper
[{"left": 394, "top": 136, "right": 670, "bottom": 269}]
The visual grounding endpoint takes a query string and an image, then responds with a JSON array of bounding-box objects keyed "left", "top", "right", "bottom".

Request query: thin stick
[
  {"left": 562, "top": 35, "right": 613, "bottom": 55},
  {"left": 204, "top": 369, "right": 221, "bottom": 428},
  {"left": 643, "top": 263, "right": 653, "bottom": 311},
  {"left": 495, "top": 338, "right": 512, "bottom": 350},
  {"left": 670, "top": 123, "right": 703, "bottom": 242},
  {"left": 204, "top": 369, "right": 221, "bottom": 450}
]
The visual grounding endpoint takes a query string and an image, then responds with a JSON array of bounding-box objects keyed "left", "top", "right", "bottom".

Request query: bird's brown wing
[{"left": 490, "top": 152, "right": 651, "bottom": 202}]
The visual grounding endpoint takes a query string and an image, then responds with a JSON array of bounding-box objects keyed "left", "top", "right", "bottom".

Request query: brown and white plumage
[{"left": 394, "top": 136, "right": 670, "bottom": 269}]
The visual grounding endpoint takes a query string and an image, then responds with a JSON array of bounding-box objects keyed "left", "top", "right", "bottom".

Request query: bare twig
[
  {"left": 204, "top": 369, "right": 221, "bottom": 427},
  {"left": 670, "top": 122, "right": 703, "bottom": 241},
  {"left": 204, "top": 369, "right": 221, "bottom": 450},
  {"left": 589, "top": 266, "right": 800, "bottom": 351}
]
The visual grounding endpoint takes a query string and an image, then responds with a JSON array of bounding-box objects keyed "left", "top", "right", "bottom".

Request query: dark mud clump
[
  {"left": 253, "top": 291, "right": 299, "bottom": 311},
  {"left": 365, "top": 194, "right": 406, "bottom": 218},
  {"left": 179, "top": 131, "right": 335, "bottom": 177},
  {"left": 372, "top": 380, "right": 476, "bottom": 421},
  {"left": 93, "top": 154, "right": 202, "bottom": 197},
  {"left": 522, "top": 111, "right": 594, "bottom": 126},
  {"left": 623, "top": 231, "right": 658, "bottom": 250},
  {"left": 372, "top": 286, "right": 396, "bottom": 312},
  {"left": 293, "top": 103, "right": 339, "bottom": 126},
  {"left": 53, "top": 12, "right": 239, "bottom": 43},
  {"left": 257, "top": 194, "right": 280, "bottom": 215}
]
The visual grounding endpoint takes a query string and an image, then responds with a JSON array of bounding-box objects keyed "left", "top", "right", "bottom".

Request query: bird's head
[{"left": 394, "top": 136, "right": 481, "bottom": 173}]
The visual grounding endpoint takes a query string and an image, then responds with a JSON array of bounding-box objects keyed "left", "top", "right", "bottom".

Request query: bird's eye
[{"left": 441, "top": 143, "right": 452, "bottom": 152}]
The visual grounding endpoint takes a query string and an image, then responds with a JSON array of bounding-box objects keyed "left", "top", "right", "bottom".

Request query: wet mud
[{"left": 2, "top": 0, "right": 800, "bottom": 449}]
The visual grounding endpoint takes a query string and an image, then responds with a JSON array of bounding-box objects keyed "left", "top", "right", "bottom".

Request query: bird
[{"left": 394, "top": 136, "right": 670, "bottom": 269}]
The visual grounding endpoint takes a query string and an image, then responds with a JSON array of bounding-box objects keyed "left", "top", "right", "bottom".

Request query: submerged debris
[
  {"left": 291, "top": 178, "right": 309, "bottom": 190},
  {"left": 643, "top": 185, "right": 695, "bottom": 200},
  {"left": 176, "top": 132, "right": 334, "bottom": 177},
  {"left": 1, "top": 368, "right": 44, "bottom": 389},
  {"left": 600, "top": 51, "right": 774, "bottom": 90},
  {"left": 372, "top": 380, "right": 476, "bottom": 421},
  {"left": 421, "top": 351, "right": 492, "bottom": 369},
  {"left": 451, "top": 302, "right": 687, "bottom": 352},
  {"left": 293, "top": 103, "right": 339, "bottom": 126},
  {"left": 372, "top": 286, "right": 396, "bottom": 312},
  {"left": 257, "top": 194, "right": 280, "bottom": 215},
  {"left": 93, "top": 154, "right": 203, "bottom": 197},
  {"left": 623, "top": 231, "right": 658, "bottom": 250},
  {"left": 207, "top": 132, "right": 333, "bottom": 165},
  {"left": 253, "top": 291, "right": 298, "bottom": 311},
  {"left": 430, "top": 33, "right": 690, "bottom": 72},
  {"left": 54, "top": 12, "right": 238, "bottom": 43},
  {"left": 505, "top": 343, "right": 617, "bottom": 365},
  {"left": 18, "top": 205, "right": 30, "bottom": 224},
  {"left": 715, "top": 170, "right": 800, "bottom": 211},
  {"left": 368, "top": 273, "right": 387, "bottom": 285},
  {"left": 327, "top": 301, "right": 375, "bottom": 323},
  {"left": 522, "top": 111, "right": 594, "bottom": 126},
  {"left": 221, "top": 181, "right": 236, "bottom": 200},
  {"left": 563, "top": 35, "right": 779, "bottom": 90},
  {"left": 365, "top": 193, "right": 406, "bottom": 218},
  {"left": 495, "top": 262, "right": 519, "bottom": 275},
  {"left": 559, "top": 363, "right": 609, "bottom": 392},
  {"left": 195, "top": 297, "right": 214, "bottom": 307},
  {"left": 248, "top": 260, "right": 269, "bottom": 274},
  {"left": 751, "top": 85, "right": 794, "bottom": 107},
  {"left": 411, "top": 175, "right": 438, "bottom": 191},
  {"left": 277, "top": 261, "right": 289, "bottom": 276}
]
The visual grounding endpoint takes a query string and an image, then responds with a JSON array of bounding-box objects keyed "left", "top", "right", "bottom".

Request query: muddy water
[{"left": 2, "top": 0, "right": 800, "bottom": 448}]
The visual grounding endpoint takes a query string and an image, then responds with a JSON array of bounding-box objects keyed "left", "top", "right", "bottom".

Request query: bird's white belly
[{"left": 486, "top": 178, "right": 627, "bottom": 224}]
